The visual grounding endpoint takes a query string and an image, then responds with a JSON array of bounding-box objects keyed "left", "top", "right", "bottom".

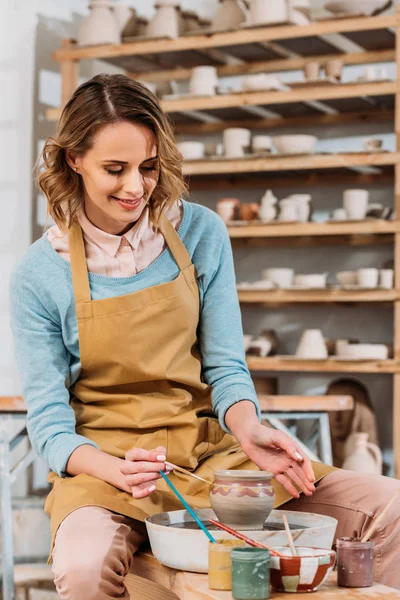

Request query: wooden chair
[{"left": 259, "top": 395, "right": 354, "bottom": 464}]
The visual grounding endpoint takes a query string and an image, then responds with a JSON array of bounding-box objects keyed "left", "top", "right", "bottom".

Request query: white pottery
[
  {"left": 335, "top": 339, "right": 349, "bottom": 355},
  {"left": 288, "top": 0, "right": 310, "bottom": 25},
  {"left": 324, "top": 0, "right": 388, "bottom": 16},
  {"left": 146, "top": 4, "right": 180, "bottom": 38},
  {"left": 324, "top": 58, "right": 343, "bottom": 80},
  {"left": 223, "top": 128, "right": 251, "bottom": 158},
  {"left": 146, "top": 508, "right": 338, "bottom": 573},
  {"left": 247, "top": 339, "right": 273, "bottom": 357},
  {"left": 286, "top": 193, "right": 312, "bottom": 222},
  {"left": 177, "top": 141, "right": 205, "bottom": 160},
  {"left": 278, "top": 199, "right": 298, "bottom": 222},
  {"left": 252, "top": 135, "right": 273, "bottom": 153},
  {"left": 296, "top": 329, "right": 328, "bottom": 359},
  {"left": 342, "top": 432, "right": 382, "bottom": 474},
  {"left": 336, "top": 271, "right": 357, "bottom": 286},
  {"left": 294, "top": 273, "right": 327, "bottom": 289},
  {"left": 331, "top": 208, "right": 347, "bottom": 221},
  {"left": 262, "top": 268, "right": 294, "bottom": 288},
  {"left": 249, "top": 0, "right": 288, "bottom": 24},
  {"left": 357, "top": 268, "right": 379, "bottom": 288},
  {"left": 273, "top": 135, "right": 317, "bottom": 155},
  {"left": 212, "top": 0, "right": 249, "bottom": 31},
  {"left": 243, "top": 334, "right": 254, "bottom": 351},
  {"left": 78, "top": 0, "right": 120, "bottom": 46},
  {"left": 189, "top": 66, "right": 219, "bottom": 97},
  {"left": 259, "top": 189, "right": 278, "bottom": 221},
  {"left": 364, "top": 138, "right": 383, "bottom": 152},
  {"left": 342, "top": 343, "right": 388, "bottom": 360},
  {"left": 380, "top": 269, "right": 394, "bottom": 289},
  {"left": 362, "top": 65, "right": 388, "bottom": 81},
  {"left": 242, "top": 74, "right": 282, "bottom": 91},
  {"left": 113, "top": 5, "right": 134, "bottom": 34},
  {"left": 216, "top": 198, "right": 239, "bottom": 223},
  {"left": 304, "top": 62, "right": 321, "bottom": 82},
  {"left": 343, "top": 189, "right": 369, "bottom": 220}
]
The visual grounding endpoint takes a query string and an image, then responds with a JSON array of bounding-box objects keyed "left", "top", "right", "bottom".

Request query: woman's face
[{"left": 67, "top": 121, "right": 159, "bottom": 234}]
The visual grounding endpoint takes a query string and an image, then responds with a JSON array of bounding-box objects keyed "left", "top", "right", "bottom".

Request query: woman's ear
[{"left": 65, "top": 150, "right": 79, "bottom": 172}]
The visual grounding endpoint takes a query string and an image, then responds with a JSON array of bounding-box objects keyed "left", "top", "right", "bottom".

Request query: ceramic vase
[
  {"left": 210, "top": 470, "right": 275, "bottom": 530},
  {"left": 113, "top": 5, "right": 133, "bottom": 35},
  {"left": 146, "top": 3, "right": 180, "bottom": 39},
  {"left": 342, "top": 432, "right": 382, "bottom": 475},
  {"left": 212, "top": 0, "right": 249, "bottom": 31},
  {"left": 78, "top": 0, "right": 120, "bottom": 46},
  {"left": 296, "top": 329, "right": 328, "bottom": 359},
  {"left": 259, "top": 189, "right": 277, "bottom": 221}
]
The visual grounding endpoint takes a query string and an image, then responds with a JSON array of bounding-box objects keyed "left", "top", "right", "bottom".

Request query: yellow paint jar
[{"left": 208, "top": 539, "right": 246, "bottom": 591}]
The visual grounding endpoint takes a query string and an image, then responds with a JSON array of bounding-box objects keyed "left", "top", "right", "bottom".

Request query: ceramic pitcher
[
  {"left": 146, "top": 2, "right": 180, "bottom": 39},
  {"left": 78, "top": 0, "right": 120, "bottom": 46},
  {"left": 342, "top": 432, "right": 382, "bottom": 475},
  {"left": 212, "top": 0, "right": 249, "bottom": 30}
]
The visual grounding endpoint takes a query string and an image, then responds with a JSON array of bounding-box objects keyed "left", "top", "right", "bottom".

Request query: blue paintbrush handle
[{"left": 159, "top": 470, "right": 216, "bottom": 543}]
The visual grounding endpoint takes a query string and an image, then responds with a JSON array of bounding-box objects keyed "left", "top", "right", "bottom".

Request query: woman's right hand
[{"left": 120, "top": 446, "right": 170, "bottom": 499}]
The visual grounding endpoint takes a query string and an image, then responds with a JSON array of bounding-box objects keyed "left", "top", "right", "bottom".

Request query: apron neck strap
[
  {"left": 159, "top": 213, "right": 191, "bottom": 271},
  {"left": 69, "top": 221, "right": 91, "bottom": 304}
]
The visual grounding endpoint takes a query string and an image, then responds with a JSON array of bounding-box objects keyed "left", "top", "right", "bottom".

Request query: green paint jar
[{"left": 231, "top": 547, "right": 270, "bottom": 600}]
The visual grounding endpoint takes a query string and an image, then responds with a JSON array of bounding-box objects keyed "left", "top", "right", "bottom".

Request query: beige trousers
[{"left": 51, "top": 470, "right": 400, "bottom": 599}]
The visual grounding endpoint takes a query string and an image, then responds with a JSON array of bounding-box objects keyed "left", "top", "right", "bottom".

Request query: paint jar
[
  {"left": 337, "top": 537, "right": 374, "bottom": 588},
  {"left": 208, "top": 539, "right": 245, "bottom": 590},
  {"left": 231, "top": 547, "right": 270, "bottom": 599}
]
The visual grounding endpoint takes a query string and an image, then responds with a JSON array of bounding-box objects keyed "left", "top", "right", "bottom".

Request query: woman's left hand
[{"left": 238, "top": 422, "right": 316, "bottom": 499}]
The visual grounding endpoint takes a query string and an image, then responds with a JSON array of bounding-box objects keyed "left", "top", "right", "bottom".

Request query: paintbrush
[
  {"left": 283, "top": 514, "right": 297, "bottom": 556},
  {"left": 164, "top": 460, "right": 214, "bottom": 486},
  {"left": 208, "top": 518, "right": 282, "bottom": 556},
  {"left": 361, "top": 488, "right": 400, "bottom": 543},
  {"left": 159, "top": 470, "right": 217, "bottom": 543}
]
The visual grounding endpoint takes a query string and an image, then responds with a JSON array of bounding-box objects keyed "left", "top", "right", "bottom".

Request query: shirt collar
[{"left": 78, "top": 206, "right": 150, "bottom": 258}]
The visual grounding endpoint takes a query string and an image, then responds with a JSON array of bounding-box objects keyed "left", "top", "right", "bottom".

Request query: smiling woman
[{"left": 9, "top": 73, "right": 400, "bottom": 599}]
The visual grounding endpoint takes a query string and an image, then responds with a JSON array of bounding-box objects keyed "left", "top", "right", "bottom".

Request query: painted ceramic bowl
[
  {"left": 270, "top": 547, "right": 336, "bottom": 593},
  {"left": 210, "top": 470, "right": 275, "bottom": 530}
]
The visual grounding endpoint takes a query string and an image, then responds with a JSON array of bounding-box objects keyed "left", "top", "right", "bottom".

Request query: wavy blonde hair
[{"left": 37, "top": 74, "right": 187, "bottom": 230}]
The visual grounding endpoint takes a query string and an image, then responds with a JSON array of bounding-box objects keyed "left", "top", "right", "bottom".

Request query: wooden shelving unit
[{"left": 49, "top": 8, "right": 400, "bottom": 473}]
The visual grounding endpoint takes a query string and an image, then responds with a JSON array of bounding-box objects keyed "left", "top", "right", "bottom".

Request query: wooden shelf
[
  {"left": 247, "top": 356, "right": 399, "bottom": 373},
  {"left": 183, "top": 152, "right": 400, "bottom": 176},
  {"left": 228, "top": 220, "right": 398, "bottom": 238},
  {"left": 238, "top": 288, "right": 398, "bottom": 304}
]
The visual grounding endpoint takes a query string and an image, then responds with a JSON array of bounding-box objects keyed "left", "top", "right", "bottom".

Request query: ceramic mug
[
  {"left": 249, "top": 0, "right": 288, "bottom": 24},
  {"left": 216, "top": 198, "right": 239, "bottom": 223},
  {"left": 380, "top": 269, "right": 394, "bottom": 289},
  {"left": 252, "top": 135, "right": 273, "bottom": 153},
  {"left": 343, "top": 189, "right": 369, "bottom": 220},
  {"left": 223, "top": 128, "right": 251, "bottom": 158},
  {"left": 296, "top": 329, "right": 328, "bottom": 359},
  {"left": 278, "top": 198, "right": 298, "bottom": 222},
  {"left": 242, "top": 74, "right": 281, "bottom": 91},
  {"left": 304, "top": 61, "right": 321, "bottom": 82},
  {"left": 189, "top": 66, "right": 219, "bottom": 96},
  {"left": 324, "top": 58, "right": 343, "bottom": 80},
  {"left": 357, "top": 268, "right": 379, "bottom": 288}
]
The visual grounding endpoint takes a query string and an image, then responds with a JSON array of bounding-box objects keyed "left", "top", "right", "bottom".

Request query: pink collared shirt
[{"left": 47, "top": 202, "right": 182, "bottom": 277}]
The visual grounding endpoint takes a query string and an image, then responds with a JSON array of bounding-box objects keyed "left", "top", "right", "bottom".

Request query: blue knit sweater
[{"left": 10, "top": 200, "right": 260, "bottom": 476}]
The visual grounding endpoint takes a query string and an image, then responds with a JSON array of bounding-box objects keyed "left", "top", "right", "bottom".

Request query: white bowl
[
  {"left": 324, "top": 0, "right": 387, "bottom": 15},
  {"left": 273, "top": 135, "right": 317, "bottom": 155},
  {"left": 242, "top": 74, "right": 282, "bottom": 91},
  {"left": 262, "top": 268, "right": 294, "bottom": 288},
  {"left": 342, "top": 343, "right": 388, "bottom": 360},
  {"left": 336, "top": 271, "right": 358, "bottom": 286},
  {"left": 177, "top": 141, "right": 205, "bottom": 160},
  {"left": 294, "top": 274, "right": 327, "bottom": 288}
]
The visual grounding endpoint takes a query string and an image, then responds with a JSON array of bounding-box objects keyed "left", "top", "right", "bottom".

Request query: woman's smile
[{"left": 110, "top": 195, "right": 144, "bottom": 211}]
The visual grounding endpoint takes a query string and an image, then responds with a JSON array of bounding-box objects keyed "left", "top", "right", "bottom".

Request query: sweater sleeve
[
  {"left": 9, "top": 271, "right": 98, "bottom": 476},
  {"left": 197, "top": 216, "right": 261, "bottom": 432}
]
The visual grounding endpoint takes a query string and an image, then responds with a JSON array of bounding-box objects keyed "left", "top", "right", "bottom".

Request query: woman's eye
[
  {"left": 141, "top": 164, "right": 157, "bottom": 173},
  {"left": 106, "top": 169, "right": 123, "bottom": 176}
]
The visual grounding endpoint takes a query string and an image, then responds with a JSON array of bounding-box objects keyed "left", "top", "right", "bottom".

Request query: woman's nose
[{"left": 123, "top": 170, "right": 144, "bottom": 197}]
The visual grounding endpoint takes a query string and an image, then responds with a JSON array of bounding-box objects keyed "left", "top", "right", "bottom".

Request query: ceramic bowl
[
  {"left": 177, "top": 141, "right": 205, "bottom": 160},
  {"left": 262, "top": 268, "right": 294, "bottom": 288},
  {"left": 272, "top": 135, "right": 317, "bottom": 155},
  {"left": 242, "top": 73, "right": 281, "bottom": 91},
  {"left": 270, "top": 547, "right": 336, "bottom": 593},
  {"left": 336, "top": 271, "right": 358, "bottom": 286},
  {"left": 294, "top": 274, "right": 327, "bottom": 289},
  {"left": 210, "top": 470, "right": 275, "bottom": 530},
  {"left": 341, "top": 343, "right": 388, "bottom": 360}
]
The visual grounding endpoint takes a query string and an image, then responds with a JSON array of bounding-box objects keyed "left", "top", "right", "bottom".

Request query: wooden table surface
[{"left": 129, "top": 551, "right": 400, "bottom": 600}]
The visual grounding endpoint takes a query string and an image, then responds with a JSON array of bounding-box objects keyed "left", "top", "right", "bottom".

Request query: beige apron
[{"left": 45, "top": 213, "right": 334, "bottom": 555}]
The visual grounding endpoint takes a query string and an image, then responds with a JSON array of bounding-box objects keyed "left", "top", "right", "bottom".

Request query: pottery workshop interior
[{"left": 3, "top": 0, "right": 400, "bottom": 599}]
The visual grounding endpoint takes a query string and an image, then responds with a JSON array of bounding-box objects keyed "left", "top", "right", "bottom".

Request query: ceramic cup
[
  {"left": 210, "top": 470, "right": 275, "bottom": 530},
  {"left": 189, "top": 66, "right": 219, "bottom": 96},
  {"left": 278, "top": 198, "right": 298, "bottom": 222},
  {"left": 249, "top": 0, "right": 288, "bottom": 24},
  {"left": 364, "top": 138, "right": 383, "bottom": 152},
  {"left": 216, "top": 198, "right": 239, "bottom": 223},
  {"left": 223, "top": 128, "right": 251, "bottom": 158},
  {"left": 343, "top": 189, "right": 369, "bottom": 220},
  {"left": 324, "top": 58, "right": 343, "bottom": 80},
  {"left": 262, "top": 268, "right": 294, "bottom": 288},
  {"left": 304, "top": 61, "right": 321, "bottom": 81},
  {"left": 380, "top": 269, "right": 394, "bottom": 289},
  {"left": 252, "top": 135, "right": 273, "bottom": 153},
  {"left": 296, "top": 329, "right": 328, "bottom": 359},
  {"left": 357, "top": 268, "right": 379, "bottom": 288},
  {"left": 336, "top": 271, "right": 357, "bottom": 287}
]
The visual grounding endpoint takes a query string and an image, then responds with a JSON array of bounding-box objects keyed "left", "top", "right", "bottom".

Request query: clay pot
[
  {"left": 78, "top": 0, "right": 120, "bottom": 46},
  {"left": 212, "top": 0, "right": 248, "bottom": 31},
  {"left": 146, "top": 3, "right": 180, "bottom": 39},
  {"left": 240, "top": 203, "right": 259, "bottom": 221},
  {"left": 342, "top": 432, "right": 382, "bottom": 475},
  {"left": 210, "top": 470, "right": 275, "bottom": 530}
]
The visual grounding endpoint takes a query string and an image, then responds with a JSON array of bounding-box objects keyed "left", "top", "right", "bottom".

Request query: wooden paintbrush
[
  {"left": 208, "top": 518, "right": 282, "bottom": 556},
  {"left": 164, "top": 460, "right": 214, "bottom": 486}
]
